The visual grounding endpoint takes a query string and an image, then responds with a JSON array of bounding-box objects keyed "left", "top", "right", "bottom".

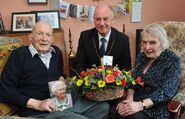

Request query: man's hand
[{"left": 27, "top": 98, "right": 56, "bottom": 112}]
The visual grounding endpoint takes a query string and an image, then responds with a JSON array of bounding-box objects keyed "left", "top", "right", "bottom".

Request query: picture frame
[
  {"left": 35, "top": 10, "right": 61, "bottom": 30},
  {"left": 28, "top": 0, "right": 48, "bottom": 5},
  {"left": 0, "top": 19, "right": 5, "bottom": 33},
  {"left": 0, "top": 13, "right": 5, "bottom": 33},
  {"left": 11, "top": 12, "right": 36, "bottom": 33}
]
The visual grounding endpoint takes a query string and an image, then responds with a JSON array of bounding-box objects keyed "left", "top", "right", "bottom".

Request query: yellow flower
[
  {"left": 132, "top": 80, "right": 136, "bottom": 85},
  {"left": 124, "top": 71, "right": 129, "bottom": 75},
  {"left": 98, "top": 80, "right": 106, "bottom": 88},
  {"left": 115, "top": 79, "right": 122, "bottom": 86},
  {"left": 85, "top": 80, "right": 91, "bottom": 86},
  {"left": 98, "top": 68, "right": 102, "bottom": 73},
  {"left": 77, "top": 79, "right": 83, "bottom": 87},
  {"left": 106, "top": 70, "right": 112, "bottom": 75},
  {"left": 84, "top": 76, "right": 89, "bottom": 81},
  {"left": 72, "top": 76, "right": 77, "bottom": 80}
]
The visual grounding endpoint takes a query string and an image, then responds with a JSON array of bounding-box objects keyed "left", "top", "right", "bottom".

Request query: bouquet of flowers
[{"left": 69, "top": 65, "right": 144, "bottom": 101}]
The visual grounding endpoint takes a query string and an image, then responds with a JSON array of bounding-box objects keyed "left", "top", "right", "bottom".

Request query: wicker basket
[{"left": 90, "top": 87, "right": 124, "bottom": 101}]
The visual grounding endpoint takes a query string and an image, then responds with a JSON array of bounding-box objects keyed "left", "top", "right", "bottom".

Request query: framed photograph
[
  {"left": 28, "top": 0, "right": 48, "bottom": 5},
  {"left": 36, "top": 10, "right": 60, "bottom": 30},
  {"left": 11, "top": 12, "right": 36, "bottom": 33},
  {"left": 0, "top": 13, "right": 5, "bottom": 32},
  {"left": 0, "top": 19, "right": 5, "bottom": 32}
]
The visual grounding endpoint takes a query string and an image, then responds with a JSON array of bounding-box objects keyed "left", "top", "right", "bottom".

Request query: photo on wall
[
  {"left": 69, "top": 4, "right": 78, "bottom": 18},
  {"left": 35, "top": 10, "right": 61, "bottom": 30},
  {"left": 11, "top": 12, "right": 36, "bottom": 33},
  {"left": 59, "top": 1, "right": 70, "bottom": 19},
  {"left": 0, "top": 13, "right": 5, "bottom": 32}
]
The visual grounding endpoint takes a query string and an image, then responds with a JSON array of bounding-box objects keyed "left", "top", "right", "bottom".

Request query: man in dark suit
[{"left": 75, "top": 4, "right": 131, "bottom": 73}]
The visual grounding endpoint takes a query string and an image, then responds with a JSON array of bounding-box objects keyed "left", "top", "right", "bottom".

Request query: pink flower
[
  {"left": 80, "top": 70, "right": 85, "bottom": 77},
  {"left": 105, "top": 75, "right": 115, "bottom": 83}
]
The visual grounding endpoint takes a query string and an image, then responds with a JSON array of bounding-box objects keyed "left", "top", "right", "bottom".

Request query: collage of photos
[{"left": 58, "top": 0, "right": 129, "bottom": 21}]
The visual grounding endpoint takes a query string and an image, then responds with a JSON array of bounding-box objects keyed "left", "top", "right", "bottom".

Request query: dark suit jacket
[{"left": 74, "top": 27, "right": 131, "bottom": 73}]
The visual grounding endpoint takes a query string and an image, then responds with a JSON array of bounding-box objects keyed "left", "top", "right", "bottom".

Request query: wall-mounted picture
[
  {"left": 28, "top": 0, "right": 48, "bottom": 5},
  {"left": 0, "top": 19, "right": 5, "bottom": 33},
  {"left": 36, "top": 10, "right": 60, "bottom": 30},
  {"left": 11, "top": 12, "right": 36, "bottom": 33},
  {"left": 0, "top": 13, "right": 5, "bottom": 32}
]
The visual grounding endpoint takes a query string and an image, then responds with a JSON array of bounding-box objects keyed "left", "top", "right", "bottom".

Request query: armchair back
[{"left": 0, "top": 36, "right": 23, "bottom": 76}]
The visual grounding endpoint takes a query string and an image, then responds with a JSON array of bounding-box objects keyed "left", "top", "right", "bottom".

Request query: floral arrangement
[{"left": 69, "top": 65, "right": 144, "bottom": 101}]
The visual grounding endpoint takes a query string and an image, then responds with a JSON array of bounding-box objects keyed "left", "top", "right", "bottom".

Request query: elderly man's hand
[{"left": 27, "top": 98, "right": 57, "bottom": 112}]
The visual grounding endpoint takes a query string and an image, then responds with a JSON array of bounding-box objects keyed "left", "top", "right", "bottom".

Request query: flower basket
[
  {"left": 69, "top": 65, "right": 144, "bottom": 101},
  {"left": 90, "top": 87, "right": 124, "bottom": 101}
]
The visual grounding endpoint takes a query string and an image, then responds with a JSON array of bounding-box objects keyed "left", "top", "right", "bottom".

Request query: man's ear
[
  {"left": 51, "top": 36, "right": 54, "bottom": 45},
  {"left": 28, "top": 33, "right": 33, "bottom": 42}
]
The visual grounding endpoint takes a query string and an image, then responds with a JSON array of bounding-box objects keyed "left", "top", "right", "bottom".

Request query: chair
[
  {"left": 136, "top": 21, "right": 185, "bottom": 119},
  {"left": 0, "top": 36, "right": 23, "bottom": 116}
]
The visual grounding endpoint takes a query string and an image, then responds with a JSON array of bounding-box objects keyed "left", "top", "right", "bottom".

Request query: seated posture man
[
  {"left": 0, "top": 21, "right": 66, "bottom": 117},
  {"left": 0, "top": 21, "right": 109, "bottom": 119}
]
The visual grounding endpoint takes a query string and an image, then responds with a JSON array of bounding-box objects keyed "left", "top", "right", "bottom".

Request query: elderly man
[
  {"left": 0, "top": 21, "right": 109, "bottom": 119},
  {"left": 0, "top": 21, "right": 66, "bottom": 116}
]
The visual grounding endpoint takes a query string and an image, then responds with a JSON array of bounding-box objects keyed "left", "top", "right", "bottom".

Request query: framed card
[
  {"left": 11, "top": 12, "right": 36, "bottom": 33},
  {"left": 35, "top": 10, "right": 61, "bottom": 30}
]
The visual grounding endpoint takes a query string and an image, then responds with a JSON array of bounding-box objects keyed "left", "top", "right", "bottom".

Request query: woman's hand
[{"left": 116, "top": 100, "right": 143, "bottom": 117}]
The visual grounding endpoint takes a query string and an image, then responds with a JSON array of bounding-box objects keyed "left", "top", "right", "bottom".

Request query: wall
[{"left": 1, "top": 0, "right": 185, "bottom": 66}]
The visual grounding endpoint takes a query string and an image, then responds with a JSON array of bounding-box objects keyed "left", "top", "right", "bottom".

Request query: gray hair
[
  {"left": 93, "top": 4, "right": 114, "bottom": 19},
  {"left": 50, "top": 81, "right": 66, "bottom": 95},
  {"left": 141, "top": 24, "right": 169, "bottom": 50}
]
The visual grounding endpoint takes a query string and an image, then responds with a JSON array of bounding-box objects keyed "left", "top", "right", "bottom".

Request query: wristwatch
[{"left": 141, "top": 100, "right": 146, "bottom": 110}]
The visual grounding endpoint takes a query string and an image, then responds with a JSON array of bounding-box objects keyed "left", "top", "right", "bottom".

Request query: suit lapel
[
  {"left": 93, "top": 32, "right": 99, "bottom": 50},
  {"left": 92, "top": 30, "right": 101, "bottom": 57},
  {"left": 106, "top": 29, "right": 115, "bottom": 55}
]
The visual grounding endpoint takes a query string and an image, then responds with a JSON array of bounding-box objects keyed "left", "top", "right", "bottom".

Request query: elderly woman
[
  {"left": 50, "top": 81, "right": 73, "bottom": 111},
  {"left": 115, "top": 24, "right": 180, "bottom": 119}
]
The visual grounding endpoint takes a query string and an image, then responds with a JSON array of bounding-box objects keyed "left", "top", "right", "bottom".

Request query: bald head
[
  {"left": 94, "top": 4, "right": 113, "bottom": 19},
  {"left": 32, "top": 21, "right": 53, "bottom": 33}
]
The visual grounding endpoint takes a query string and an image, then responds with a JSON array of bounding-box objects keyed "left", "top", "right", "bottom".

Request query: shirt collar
[
  {"left": 98, "top": 29, "right": 111, "bottom": 42},
  {"left": 29, "top": 44, "right": 56, "bottom": 58}
]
